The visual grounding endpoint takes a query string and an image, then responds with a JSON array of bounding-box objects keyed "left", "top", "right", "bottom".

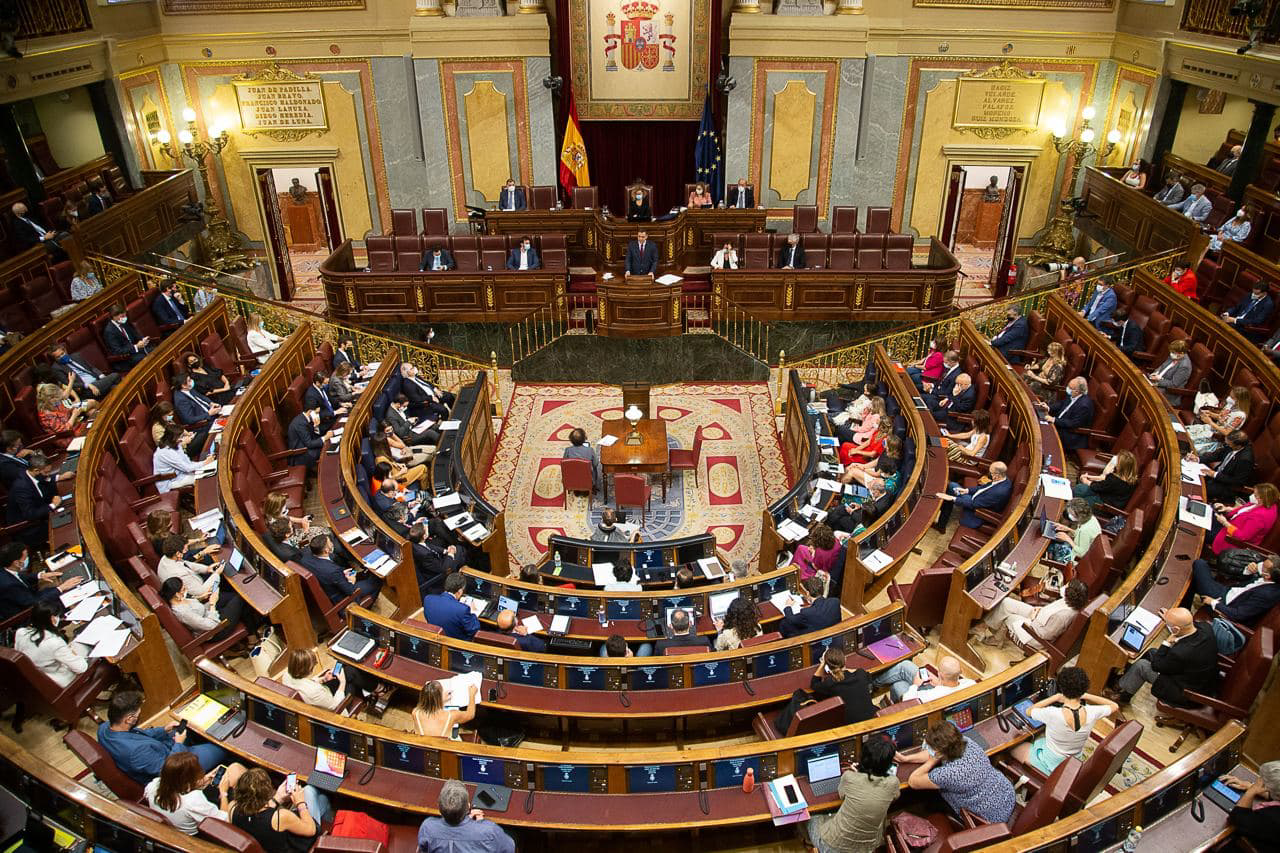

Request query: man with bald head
[
  {"left": 10, "top": 202, "right": 69, "bottom": 260},
  {"left": 494, "top": 608, "right": 546, "bottom": 653},
  {"left": 934, "top": 461, "right": 1011, "bottom": 531},
  {"left": 1107, "top": 607, "right": 1219, "bottom": 707},
  {"left": 900, "top": 656, "right": 975, "bottom": 703},
  {"left": 1038, "top": 376, "right": 1095, "bottom": 452},
  {"left": 930, "top": 372, "right": 976, "bottom": 430},
  {"left": 1217, "top": 144, "right": 1243, "bottom": 177}
]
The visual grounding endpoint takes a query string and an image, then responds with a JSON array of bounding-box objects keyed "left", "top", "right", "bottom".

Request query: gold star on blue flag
[{"left": 694, "top": 91, "right": 722, "bottom": 205}]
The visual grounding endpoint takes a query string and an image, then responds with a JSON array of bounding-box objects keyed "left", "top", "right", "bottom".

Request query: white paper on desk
[
  {"left": 521, "top": 614, "right": 545, "bottom": 634},
  {"left": 75, "top": 614, "right": 123, "bottom": 647},
  {"left": 460, "top": 595, "right": 487, "bottom": 617},
  {"left": 549, "top": 614, "right": 571, "bottom": 634},
  {"left": 411, "top": 418, "right": 438, "bottom": 435},
  {"left": 60, "top": 582, "right": 98, "bottom": 607},
  {"left": 1179, "top": 496, "right": 1214, "bottom": 530},
  {"left": 432, "top": 492, "right": 462, "bottom": 509},
  {"left": 698, "top": 557, "right": 725, "bottom": 579},
  {"left": 799, "top": 505, "right": 828, "bottom": 523},
  {"left": 1126, "top": 606, "right": 1162, "bottom": 634},
  {"left": 444, "top": 512, "right": 474, "bottom": 531},
  {"left": 219, "top": 404, "right": 235, "bottom": 417},
  {"left": 65, "top": 596, "right": 106, "bottom": 623},
  {"left": 440, "top": 671, "right": 484, "bottom": 709},
  {"left": 46, "top": 551, "right": 79, "bottom": 571},
  {"left": 831, "top": 411, "right": 852, "bottom": 426},
  {"left": 862, "top": 549, "right": 894, "bottom": 573},
  {"left": 66, "top": 436, "right": 86, "bottom": 453},
  {"left": 777, "top": 519, "right": 810, "bottom": 542},
  {"left": 340, "top": 527, "right": 369, "bottom": 545},
  {"left": 439, "top": 420, "right": 462, "bottom": 431},
  {"left": 1171, "top": 419, "right": 1187, "bottom": 434},
  {"left": 1040, "top": 474, "right": 1073, "bottom": 500},
  {"left": 656, "top": 273, "right": 683, "bottom": 286},
  {"left": 462, "top": 524, "right": 490, "bottom": 544},
  {"left": 167, "top": 474, "right": 196, "bottom": 490},
  {"left": 597, "top": 434, "right": 619, "bottom": 447},
  {"left": 89, "top": 628, "right": 131, "bottom": 659},
  {"left": 591, "top": 562, "right": 616, "bottom": 585},
  {"left": 1181, "top": 460, "right": 1211, "bottom": 482},
  {"left": 601, "top": 272, "right": 613, "bottom": 280},
  {"left": 814, "top": 478, "right": 844, "bottom": 493},
  {"left": 770, "top": 590, "right": 800, "bottom": 613},
  {"left": 198, "top": 455, "right": 219, "bottom": 471},
  {"left": 364, "top": 362, "right": 381, "bottom": 373}
]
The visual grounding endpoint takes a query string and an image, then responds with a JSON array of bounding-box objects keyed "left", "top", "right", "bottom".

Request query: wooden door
[
  {"left": 991, "top": 165, "right": 1024, "bottom": 296},
  {"left": 256, "top": 168, "right": 296, "bottom": 301},
  {"left": 315, "top": 166, "right": 344, "bottom": 252},
  {"left": 940, "top": 165, "right": 966, "bottom": 250}
]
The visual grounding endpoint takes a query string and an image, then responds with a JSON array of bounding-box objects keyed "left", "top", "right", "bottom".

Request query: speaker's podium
[{"left": 596, "top": 274, "right": 682, "bottom": 338}]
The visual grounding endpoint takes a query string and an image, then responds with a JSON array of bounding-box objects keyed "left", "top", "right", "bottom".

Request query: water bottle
[
  {"left": 553, "top": 550, "right": 563, "bottom": 575},
  {"left": 741, "top": 767, "right": 755, "bottom": 793},
  {"left": 1120, "top": 826, "right": 1142, "bottom": 852}
]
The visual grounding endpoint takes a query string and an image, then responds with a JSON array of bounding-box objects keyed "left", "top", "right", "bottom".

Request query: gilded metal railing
[
  {"left": 684, "top": 292, "right": 771, "bottom": 364},
  {"left": 1181, "top": 0, "right": 1278, "bottom": 42},
  {"left": 507, "top": 292, "right": 592, "bottom": 363},
  {"left": 89, "top": 254, "right": 497, "bottom": 398},
  {"left": 789, "top": 248, "right": 1184, "bottom": 389}
]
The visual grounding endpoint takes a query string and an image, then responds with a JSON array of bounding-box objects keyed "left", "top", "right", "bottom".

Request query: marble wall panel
[
  {"left": 414, "top": 59, "right": 457, "bottom": 222},
  {"left": 828, "top": 58, "right": 865, "bottom": 214},
  {"left": 373, "top": 56, "right": 433, "bottom": 224},
  {"left": 848, "top": 55, "right": 907, "bottom": 215},
  {"left": 524, "top": 57, "right": 557, "bottom": 188},
  {"left": 724, "top": 56, "right": 756, "bottom": 188}
]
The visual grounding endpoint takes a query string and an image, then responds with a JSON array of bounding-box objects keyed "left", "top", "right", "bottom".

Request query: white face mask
[
  {"left": 1237, "top": 209, "right": 1246, "bottom": 219},
  {"left": 635, "top": 194, "right": 644, "bottom": 201},
  {"left": 1131, "top": 164, "right": 1140, "bottom": 171}
]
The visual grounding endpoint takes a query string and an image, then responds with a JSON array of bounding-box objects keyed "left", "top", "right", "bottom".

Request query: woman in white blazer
[
  {"left": 245, "top": 315, "right": 282, "bottom": 364},
  {"left": 15, "top": 601, "right": 88, "bottom": 688}
]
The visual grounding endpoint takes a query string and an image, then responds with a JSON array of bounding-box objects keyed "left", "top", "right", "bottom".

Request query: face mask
[
  {"left": 58, "top": 354, "right": 71, "bottom": 364},
  {"left": 19, "top": 556, "right": 28, "bottom": 570},
  {"left": 635, "top": 195, "right": 644, "bottom": 202},
  {"left": 1131, "top": 164, "right": 1140, "bottom": 171},
  {"left": 1250, "top": 493, "right": 1259, "bottom": 504},
  {"left": 923, "top": 744, "right": 936, "bottom": 758},
  {"left": 1237, "top": 209, "right": 1246, "bottom": 218}
]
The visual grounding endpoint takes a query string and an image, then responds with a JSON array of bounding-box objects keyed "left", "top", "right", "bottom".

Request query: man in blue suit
[
  {"left": 0, "top": 541, "right": 76, "bottom": 621},
  {"left": 372, "top": 479, "right": 400, "bottom": 517},
  {"left": 929, "top": 372, "right": 975, "bottom": 430},
  {"left": 173, "top": 373, "right": 222, "bottom": 428},
  {"left": 299, "top": 534, "right": 381, "bottom": 605},
  {"left": 498, "top": 179, "right": 526, "bottom": 211},
  {"left": 1040, "top": 377, "right": 1095, "bottom": 451},
  {"left": 990, "top": 307, "right": 1030, "bottom": 363},
  {"left": 625, "top": 230, "right": 660, "bottom": 276},
  {"left": 1109, "top": 306, "right": 1143, "bottom": 358},
  {"left": 303, "top": 371, "right": 347, "bottom": 431},
  {"left": 1080, "top": 279, "right": 1118, "bottom": 330},
  {"left": 287, "top": 404, "right": 328, "bottom": 471},
  {"left": 933, "top": 461, "right": 1012, "bottom": 530},
  {"left": 920, "top": 351, "right": 961, "bottom": 401},
  {"left": 778, "top": 576, "right": 841, "bottom": 638},
  {"left": 1222, "top": 283, "right": 1274, "bottom": 344},
  {"left": 505, "top": 236, "right": 540, "bottom": 271},
  {"left": 150, "top": 281, "right": 188, "bottom": 329},
  {"left": 422, "top": 572, "right": 480, "bottom": 639},
  {"left": 102, "top": 304, "right": 153, "bottom": 367}
]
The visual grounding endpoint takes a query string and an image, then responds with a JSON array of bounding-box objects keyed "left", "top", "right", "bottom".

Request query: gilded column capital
[
  {"left": 733, "top": 0, "right": 763, "bottom": 13},
  {"left": 415, "top": 0, "right": 446, "bottom": 16}
]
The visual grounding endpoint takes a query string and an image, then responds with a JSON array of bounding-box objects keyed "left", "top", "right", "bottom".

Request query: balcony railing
[{"left": 1181, "top": 0, "right": 1279, "bottom": 44}]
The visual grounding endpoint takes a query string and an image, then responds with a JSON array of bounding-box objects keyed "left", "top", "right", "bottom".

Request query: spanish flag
[{"left": 559, "top": 92, "right": 590, "bottom": 196}]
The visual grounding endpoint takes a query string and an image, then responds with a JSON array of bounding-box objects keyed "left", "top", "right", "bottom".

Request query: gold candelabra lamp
[
  {"left": 1029, "top": 105, "right": 1122, "bottom": 266},
  {"left": 156, "top": 107, "right": 253, "bottom": 277}
]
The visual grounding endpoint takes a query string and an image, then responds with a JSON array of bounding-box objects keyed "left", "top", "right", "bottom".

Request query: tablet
[{"left": 1118, "top": 622, "right": 1147, "bottom": 653}]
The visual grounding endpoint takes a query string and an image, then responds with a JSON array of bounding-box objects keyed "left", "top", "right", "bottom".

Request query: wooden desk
[
  {"left": 597, "top": 276, "right": 682, "bottom": 337},
  {"left": 600, "top": 417, "right": 668, "bottom": 502},
  {"left": 1081, "top": 167, "right": 1208, "bottom": 258}
]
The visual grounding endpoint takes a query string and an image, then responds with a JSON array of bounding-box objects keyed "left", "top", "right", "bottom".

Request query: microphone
[
  {"left": 741, "top": 677, "right": 755, "bottom": 696},
  {"left": 618, "top": 688, "right": 631, "bottom": 708},
  {"left": 359, "top": 764, "right": 376, "bottom": 785}
]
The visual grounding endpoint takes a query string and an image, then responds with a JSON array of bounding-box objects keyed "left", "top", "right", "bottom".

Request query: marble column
[
  {"left": 1230, "top": 100, "right": 1277, "bottom": 200},
  {"left": 453, "top": 0, "right": 505, "bottom": 15},
  {"left": 415, "top": 0, "right": 445, "bottom": 16},
  {"left": 774, "top": 0, "right": 824, "bottom": 13}
]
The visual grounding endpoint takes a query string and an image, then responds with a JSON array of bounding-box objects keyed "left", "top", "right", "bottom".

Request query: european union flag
[{"left": 694, "top": 92, "right": 722, "bottom": 205}]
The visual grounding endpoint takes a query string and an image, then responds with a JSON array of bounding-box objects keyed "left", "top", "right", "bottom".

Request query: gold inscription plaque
[
  {"left": 953, "top": 61, "right": 1044, "bottom": 135},
  {"left": 233, "top": 65, "right": 327, "bottom": 139}
]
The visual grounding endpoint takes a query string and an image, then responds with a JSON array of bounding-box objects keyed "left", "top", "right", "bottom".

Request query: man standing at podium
[
  {"left": 626, "top": 230, "right": 659, "bottom": 276},
  {"left": 499, "top": 179, "right": 526, "bottom": 211}
]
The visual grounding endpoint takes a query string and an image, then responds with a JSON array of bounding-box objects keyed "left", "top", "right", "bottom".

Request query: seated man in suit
[
  {"left": 400, "top": 362, "right": 454, "bottom": 420},
  {"left": 102, "top": 304, "right": 153, "bottom": 368},
  {"left": 920, "top": 350, "right": 961, "bottom": 400},
  {"left": 1080, "top": 278, "right": 1118, "bottom": 330},
  {"left": 1191, "top": 557, "right": 1280, "bottom": 628},
  {"left": 333, "top": 338, "right": 361, "bottom": 374},
  {"left": 171, "top": 373, "right": 219, "bottom": 454},
  {"left": 385, "top": 397, "right": 439, "bottom": 447},
  {"left": 0, "top": 540, "right": 78, "bottom": 622},
  {"left": 655, "top": 607, "right": 711, "bottom": 653},
  {"left": 1109, "top": 306, "right": 1143, "bottom": 358},
  {"left": 933, "top": 460, "right": 1011, "bottom": 531},
  {"left": 778, "top": 576, "right": 840, "bottom": 639},
  {"left": 371, "top": 479, "right": 401, "bottom": 518},
  {"left": 990, "top": 306, "right": 1030, "bottom": 363},
  {"left": 506, "top": 236, "right": 540, "bottom": 270},
  {"left": 626, "top": 188, "right": 651, "bottom": 222},
  {"left": 1216, "top": 144, "right": 1243, "bottom": 176},
  {"left": 1170, "top": 183, "right": 1213, "bottom": 224},
  {"left": 1222, "top": 282, "right": 1275, "bottom": 344},
  {"left": 46, "top": 342, "right": 119, "bottom": 400},
  {"left": 1153, "top": 173, "right": 1185, "bottom": 206},
  {"left": 777, "top": 233, "right": 806, "bottom": 270},
  {"left": 408, "top": 522, "right": 460, "bottom": 595},
  {"left": 85, "top": 178, "right": 113, "bottom": 216},
  {"left": 420, "top": 246, "right": 456, "bottom": 272},
  {"left": 1106, "top": 607, "right": 1218, "bottom": 707},
  {"left": 0, "top": 430, "right": 39, "bottom": 490},
  {"left": 563, "top": 427, "right": 600, "bottom": 491},
  {"left": 9, "top": 202, "right": 69, "bottom": 261},
  {"left": 300, "top": 534, "right": 381, "bottom": 606},
  {"left": 150, "top": 280, "right": 188, "bottom": 329},
  {"left": 498, "top": 179, "right": 526, "bottom": 212},
  {"left": 727, "top": 179, "right": 754, "bottom": 209},
  {"left": 625, "top": 230, "right": 659, "bottom": 276},
  {"left": 929, "top": 372, "right": 974, "bottom": 430},
  {"left": 1037, "top": 377, "right": 1094, "bottom": 452},
  {"left": 495, "top": 608, "right": 547, "bottom": 652},
  {"left": 6, "top": 452, "right": 63, "bottom": 551},
  {"left": 303, "top": 371, "right": 348, "bottom": 432},
  {"left": 1189, "top": 429, "right": 1255, "bottom": 504},
  {"left": 422, "top": 572, "right": 480, "bottom": 640},
  {"left": 263, "top": 518, "right": 304, "bottom": 564},
  {"left": 1148, "top": 339, "right": 1193, "bottom": 407},
  {"left": 287, "top": 402, "right": 329, "bottom": 472},
  {"left": 1263, "top": 326, "right": 1280, "bottom": 365}
]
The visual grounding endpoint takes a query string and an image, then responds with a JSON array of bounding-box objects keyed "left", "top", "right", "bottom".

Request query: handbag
[
  {"left": 248, "top": 631, "right": 284, "bottom": 679},
  {"left": 1218, "top": 547, "right": 1266, "bottom": 580},
  {"left": 891, "top": 812, "right": 939, "bottom": 848},
  {"left": 330, "top": 810, "right": 390, "bottom": 846}
]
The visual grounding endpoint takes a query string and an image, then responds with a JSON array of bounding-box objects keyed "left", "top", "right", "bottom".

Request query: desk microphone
[
  {"left": 618, "top": 688, "right": 631, "bottom": 708},
  {"left": 359, "top": 764, "right": 376, "bottom": 786},
  {"left": 741, "top": 677, "right": 756, "bottom": 696},
  {"left": 524, "top": 787, "right": 536, "bottom": 814}
]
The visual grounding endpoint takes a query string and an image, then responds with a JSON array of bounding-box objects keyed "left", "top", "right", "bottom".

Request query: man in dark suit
[
  {"left": 625, "top": 230, "right": 659, "bottom": 276},
  {"left": 1108, "top": 607, "right": 1218, "bottom": 707},
  {"left": 150, "top": 281, "right": 188, "bottom": 330},
  {"left": 778, "top": 576, "right": 841, "bottom": 639},
  {"left": 172, "top": 373, "right": 222, "bottom": 429},
  {"left": 9, "top": 202, "right": 68, "bottom": 260},
  {"left": 1262, "top": 325, "right": 1280, "bottom": 365},
  {"left": 399, "top": 363, "right": 454, "bottom": 420},
  {"left": 1040, "top": 377, "right": 1095, "bottom": 451},
  {"left": 990, "top": 307, "right": 1030, "bottom": 363},
  {"left": 495, "top": 609, "right": 547, "bottom": 652},
  {"left": 498, "top": 179, "right": 526, "bottom": 212},
  {"left": 0, "top": 431, "right": 34, "bottom": 490},
  {"left": 1195, "top": 430, "right": 1255, "bottom": 504},
  {"left": 419, "top": 247, "right": 456, "bottom": 271},
  {"left": 0, "top": 541, "right": 76, "bottom": 621},
  {"left": 505, "top": 236, "right": 540, "bottom": 270},
  {"left": 102, "top": 305, "right": 153, "bottom": 367},
  {"left": 287, "top": 404, "right": 329, "bottom": 471},
  {"left": 408, "top": 522, "right": 460, "bottom": 594},
  {"left": 333, "top": 339, "right": 361, "bottom": 374},
  {"left": 303, "top": 372, "right": 347, "bottom": 431},
  {"left": 920, "top": 350, "right": 961, "bottom": 399},
  {"left": 777, "top": 233, "right": 806, "bottom": 270},
  {"left": 654, "top": 608, "right": 711, "bottom": 653},
  {"left": 263, "top": 518, "right": 304, "bottom": 564},
  {"left": 46, "top": 343, "right": 119, "bottom": 400},
  {"left": 422, "top": 572, "right": 480, "bottom": 640},
  {"left": 6, "top": 453, "right": 62, "bottom": 550},
  {"left": 85, "top": 179, "right": 113, "bottom": 216},
  {"left": 1222, "top": 283, "right": 1275, "bottom": 343},
  {"left": 300, "top": 534, "right": 381, "bottom": 606},
  {"left": 1191, "top": 558, "right": 1280, "bottom": 628},
  {"left": 727, "top": 179, "right": 754, "bottom": 209},
  {"left": 933, "top": 460, "right": 1012, "bottom": 530},
  {"left": 626, "top": 188, "right": 651, "bottom": 222},
  {"left": 1216, "top": 144, "right": 1243, "bottom": 176},
  {"left": 928, "top": 372, "right": 973, "bottom": 428},
  {"left": 385, "top": 399, "right": 438, "bottom": 447},
  {"left": 371, "top": 479, "right": 400, "bottom": 517},
  {"left": 1109, "top": 307, "right": 1143, "bottom": 358}
]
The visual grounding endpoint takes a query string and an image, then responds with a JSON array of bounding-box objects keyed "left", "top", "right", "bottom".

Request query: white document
[
  {"left": 814, "top": 478, "right": 844, "bottom": 493},
  {"left": 219, "top": 404, "right": 235, "bottom": 417},
  {"left": 89, "top": 628, "right": 132, "bottom": 659},
  {"left": 591, "top": 562, "right": 616, "bottom": 585},
  {"left": 777, "top": 519, "right": 810, "bottom": 542},
  {"left": 66, "top": 436, "right": 86, "bottom": 453},
  {"left": 601, "top": 271, "right": 613, "bottom": 280},
  {"left": 799, "top": 505, "right": 828, "bottom": 523},
  {"left": 46, "top": 550, "right": 79, "bottom": 572},
  {"left": 444, "top": 512, "right": 474, "bottom": 531},
  {"left": 597, "top": 434, "right": 619, "bottom": 447},
  {"left": 440, "top": 671, "right": 484, "bottom": 709},
  {"left": 75, "top": 615, "right": 124, "bottom": 647},
  {"left": 698, "top": 557, "right": 725, "bottom": 580},
  {"left": 60, "top": 582, "right": 98, "bottom": 607},
  {"left": 1179, "top": 496, "right": 1214, "bottom": 530},
  {"left": 655, "top": 273, "right": 683, "bottom": 286},
  {"left": 549, "top": 614, "right": 571, "bottom": 634},
  {"left": 411, "top": 419, "right": 438, "bottom": 435},
  {"left": 862, "top": 549, "right": 894, "bottom": 573},
  {"left": 770, "top": 590, "right": 801, "bottom": 613},
  {"left": 521, "top": 614, "right": 545, "bottom": 634},
  {"left": 1126, "top": 606, "right": 1162, "bottom": 634},
  {"left": 1040, "top": 474, "right": 1073, "bottom": 500},
  {"left": 462, "top": 524, "right": 490, "bottom": 543},
  {"left": 439, "top": 420, "right": 462, "bottom": 431},
  {"left": 432, "top": 492, "right": 463, "bottom": 509},
  {"left": 1171, "top": 419, "right": 1187, "bottom": 434},
  {"left": 1181, "top": 460, "right": 1211, "bottom": 482},
  {"left": 340, "top": 527, "right": 370, "bottom": 545},
  {"left": 831, "top": 411, "right": 852, "bottom": 426},
  {"left": 460, "top": 595, "right": 487, "bottom": 617},
  {"left": 65, "top": 596, "right": 107, "bottom": 623}
]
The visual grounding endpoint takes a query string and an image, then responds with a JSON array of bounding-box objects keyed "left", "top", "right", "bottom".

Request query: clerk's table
[{"left": 600, "top": 417, "right": 669, "bottom": 502}]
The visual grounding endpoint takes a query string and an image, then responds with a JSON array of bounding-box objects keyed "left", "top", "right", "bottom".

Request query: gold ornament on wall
[{"left": 952, "top": 60, "right": 1045, "bottom": 140}]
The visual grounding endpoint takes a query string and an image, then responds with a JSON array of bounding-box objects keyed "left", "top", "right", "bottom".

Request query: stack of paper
[
  {"left": 60, "top": 581, "right": 97, "bottom": 608},
  {"left": 439, "top": 420, "right": 462, "bottom": 431},
  {"left": 1125, "top": 606, "right": 1162, "bottom": 634},
  {"left": 697, "top": 557, "right": 725, "bottom": 580},
  {"left": 861, "top": 549, "right": 894, "bottom": 573},
  {"left": 340, "top": 527, "right": 370, "bottom": 546},
  {"left": 777, "top": 519, "right": 810, "bottom": 542},
  {"left": 549, "top": 614, "right": 571, "bottom": 634},
  {"left": 440, "top": 671, "right": 484, "bottom": 708},
  {"left": 412, "top": 418, "right": 438, "bottom": 435},
  {"left": 444, "top": 512, "right": 474, "bottom": 531},
  {"left": 591, "top": 562, "right": 616, "bottom": 585},
  {"left": 597, "top": 434, "right": 619, "bottom": 447},
  {"left": 432, "top": 492, "right": 462, "bottom": 509},
  {"left": 362, "top": 549, "right": 396, "bottom": 576},
  {"left": 74, "top": 614, "right": 123, "bottom": 647},
  {"left": 766, "top": 775, "right": 809, "bottom": 817},
  {"left": 65, "top": 595, "right": 107, "bottom": 623},
  {"left": 799, "top": 505, "right": 828, "bottom": 523},
  {"left": 770, "top": 590, "right": 801, "bottom": 613},
  {"left": 462, "top": 524, "right": 491, "bottom": 544},
  {"left": 88, "top": 628, "right": 132, "bottom": 658},
  {"left": 66, "top": 436, "right": 86, "bottom": 453},
  {"left": 656, "top": 273, "right": 683, "bottom": 286},
  {"left": 1040, "top": 474, "right": 1073, "bottom": 500},
  {"left": 1181, "top": 459, "right": 1211, "bottom": 482},
  {"left": 179, "top": 694, "right": 232, "bottom": 729}
]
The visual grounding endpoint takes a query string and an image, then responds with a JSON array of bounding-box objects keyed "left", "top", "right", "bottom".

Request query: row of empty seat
[{"left": 366, "top": 233, "right": 568, "bottom": 273}]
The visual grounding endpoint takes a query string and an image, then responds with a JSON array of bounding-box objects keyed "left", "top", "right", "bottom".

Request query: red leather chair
[
  {"left": 64, "top": 730, "right": 144, "bottom": 802},
  {"left": 421, "top": 208, "right": 449, "bottom": 236},
  {"left": 613, "top": 473, "right": 650, "bottom": 522},
  {"left": 530, "top": 185, "right": 558, "bottom": 210},
  {"left": 473, "top": 630, "right": 520, "bottom": 649},
  {"left": 857, "top": 247, "right": 883, "bottom": 270},
  {"left": 752, "top": 696, "right": 844, "bottom": 740},
  {"left": 831, "top": 206, "right": 859, "bottom": 234},
  {"left": 887, "top": 824, "right": 1012, "bottom": 853},
  {"left": 1064, "top": 719, "right": 1143, "bottom": 810},
  {"left": 741, "top": 631, "right": 781, "bottom": 647},
  {"left": 394, "top": 235, "right": 422, "bottom": 273},
  {"left": 0, "top": 647, "right": 115, "bottom": 732},
  {"left": 744, "top": 248, "right": 770, "bottom": 269},
  {"left": 865, "top": 206, "right": 892, "bottom": 234},
  {"left": 140, "top": 585, "right": 248, "bottom": 662},
  {"left": 366, "top": 236, "right": 395, "bottom": 272},
  {"left": 662, "top": 645, "right": 708, "bottom": 656},
  {"left": 560, "top": 457, "right": 594, "bottom": 508},
  {"left": 197, "top": 817, "right": 267, "bottom": 853},
  {"left": 828, "top": 248, "right": 855, "bottom": 270},
  {"left": 1155, "top": 626, "right": 1274, "bottom": 751},
  {"left": 791, "top": 205, "right": 819, "bottom": 234},
  {"left": 571, "top": 186, "right": 598, "bottom": 209},
  {"left": 888, "top": 565, "right": 953, "bottom": 630},
  {"left": 668, "top": 426, "right": 704, "bottom": 488}
]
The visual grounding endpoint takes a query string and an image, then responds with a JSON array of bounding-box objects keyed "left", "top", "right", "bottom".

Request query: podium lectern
[{"left": 596, "top": 275, "right": 682, "bottom": 338}]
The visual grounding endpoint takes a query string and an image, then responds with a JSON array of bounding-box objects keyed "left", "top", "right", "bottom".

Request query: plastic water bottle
[
  {"left": 1121, "top": 826, "right": 1142, "bottom": 852},
  {"left": 553, "top": 551, "right": 563, "bottom": 575}
]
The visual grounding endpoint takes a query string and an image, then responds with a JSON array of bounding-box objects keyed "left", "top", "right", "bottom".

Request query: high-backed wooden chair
[
  {"left": 625, "top": 180, "right": 654, "bottom": 214},
  {"left": 572, "top": 186, "right": 598, "bottom": 209},
  {"left": 831, "top": 206, "right": 859, "bottom": 234}
]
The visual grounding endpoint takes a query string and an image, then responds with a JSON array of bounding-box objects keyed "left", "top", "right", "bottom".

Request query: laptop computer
[
  {"left": 1039, "top": 507, "right": 1055, "bottom": 539},
  {"left": 481, "top": 595, "right": 519, "bottom": 620},
  {"left": 309, "top": 747, "right": 346, "bottom": 793},
  {"left": 806, "top": 753, "right": 842, "bottom": 797},
  {"left": 709, "top": 590, "right": 738, "bottom": 622}
]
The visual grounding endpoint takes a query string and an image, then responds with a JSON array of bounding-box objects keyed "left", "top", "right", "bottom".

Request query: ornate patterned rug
[{"left": 483, "top": 382, "right": 789, "bottom": 572}]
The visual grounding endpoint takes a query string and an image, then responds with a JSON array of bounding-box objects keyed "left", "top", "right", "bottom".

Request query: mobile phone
[
  {"left": 598, "top": 610, "right": 609, "bottom": 628},
  {"left": 476, "top": 788, "right": 497, "bottom": 807},
  {"left": 263, "top": 738, "right": 283, "bottom": 750},
  {"left": 285, "top": 772, "right": 297, "bottom": 793},
  {"left": 332, "top": 661, "right": 344, "bottom": 677},
  {"left": 175, "top": 720, "right": 188, "bottom": 734}
]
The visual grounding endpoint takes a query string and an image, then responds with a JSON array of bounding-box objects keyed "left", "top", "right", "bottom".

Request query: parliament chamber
[{"left": 8, "top": 1, "right": 1280, "bottom": 852}]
